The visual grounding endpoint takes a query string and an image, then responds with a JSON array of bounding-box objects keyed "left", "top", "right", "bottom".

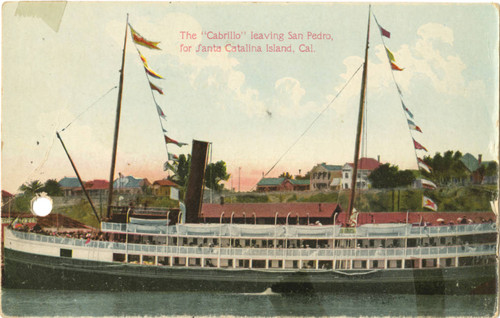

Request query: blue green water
[{"left": 2, "top": 289, "right": 497, "bottom": 317}]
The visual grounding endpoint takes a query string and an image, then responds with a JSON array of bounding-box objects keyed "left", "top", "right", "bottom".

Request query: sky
[{"left": 1, "top": 2, "right": 498, "bottom": 194}]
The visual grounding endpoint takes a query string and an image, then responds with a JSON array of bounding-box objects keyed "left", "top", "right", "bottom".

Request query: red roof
[
  {"left": 347, "top": 157, "right": 381, "bottom": 170},
  {"left": 341, "top": 211, "right": 496, "bottom": 225},
  {"left": 153, "top": 180, "right": 178, "bottom": 187},
  {"left": 85, "top": 179, "right": 109, "bottom": 190},
  {"left": 201, "top": 203, "right": 342, "bottom": 219},
  {"left": 2, "top": 190, "right": 14, "bottom": 198}
]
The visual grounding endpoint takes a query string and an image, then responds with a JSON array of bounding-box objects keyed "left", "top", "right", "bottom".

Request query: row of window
[{"left": 110, "top": 252, "right": 496, "bottom": 270}]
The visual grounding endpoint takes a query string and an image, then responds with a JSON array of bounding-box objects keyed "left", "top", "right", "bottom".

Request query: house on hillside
[
  {"left": 113, "top": 176, "right": 151, "bottom": 195},
  {"left": 77, "top": 179, "right": 109, "bottom": 197},
  {"left": 310, "top": 163, "right": 342, "bottom": 190},
  {"left": 256, "top": 177, "right": 310, "bottom": 192},
  {"left": 342, "top": 157, "right": 381, "bottom": 189},
  {"left": 152, "top": 179, "right": 178, "bottom": 196},
  {"left": 59, "top": 177, "right": 82, "bottom": 196},
  {"left": 460, "top": 153, "right": 498, "bottom": 185}
]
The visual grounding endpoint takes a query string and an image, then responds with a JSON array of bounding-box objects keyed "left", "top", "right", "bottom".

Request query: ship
[{"left": 3, "top": 8, "right": 498, "bottom": 294}]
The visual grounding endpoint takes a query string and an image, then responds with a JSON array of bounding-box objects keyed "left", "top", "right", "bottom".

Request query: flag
[
  {"left": 144, "top": 65, "right": 163, "bottom": 79},
  {"left": 417, "top": 157, "right": 432, "bottom": 173},
  {"left": 156, "top": 105, "right": 166, "bottom": 119},
  {"left": 170, "top": 187, "right": 179, "bottom": 201},
  {"left": 129, "top": 24, "right": 161, "bottom": 50},
  {"left": 401, "top": 101, "right": 414, "bottom": 118},
  {"left": 168, "top": 153, "right": 179, "bottom": 161},
  {"left": 407, "top": 119, "right": 422, "bottom": 133},
  {"left": 164, "top": 161, "right": 177, "bottom": 172},
  {"left": 418, "top": 161, "right": 431, "bottom": 173},
  {"left": 421, "top": 178, "right": 437, "bottom": 189},
  {"left": 150, "top": 82, "right": 164, "bottom": 94},
  {"left": 422, "top": 196, "right": 438, "bottom": 211},
  {"left": 395, "top": 83, "right": 403, "bottom": 96},
  {"left": 391, "top": 62, "right": 404, "bottom": 71},
  {"left": 385, "top": 47, "right": 395, "bottom": 62},
  {"left": 413, "top": 139, "right": 427, "bottom": 151},
  {"left": 164, "top": 135, "right": 188, "bottom": 147},
  {"left": 162, "top": 128, "right": 167, "bottom": 133},
  {"left": 379, "top": 25, "right": 391, "bottom": 38}
]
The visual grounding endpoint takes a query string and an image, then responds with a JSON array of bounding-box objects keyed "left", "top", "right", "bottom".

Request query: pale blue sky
[{"left": 2, "top": 2, "right": 498, "bottom": 193}]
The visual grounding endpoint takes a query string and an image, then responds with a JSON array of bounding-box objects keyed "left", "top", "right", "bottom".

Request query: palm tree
[{"left": 19, "top": 180, "right": 44, "bottom": 195}]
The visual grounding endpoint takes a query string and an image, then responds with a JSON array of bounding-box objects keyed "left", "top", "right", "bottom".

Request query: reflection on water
[{"left": 2, "top": 288, "right": 497, "bottom": 317}]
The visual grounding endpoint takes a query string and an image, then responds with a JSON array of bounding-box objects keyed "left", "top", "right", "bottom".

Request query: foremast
[
  {"left": 107, "top": 15, "right": 129, "bottom": 219},
  {"left": 346, "top": 6, "right": 371, "bottom": 225}
]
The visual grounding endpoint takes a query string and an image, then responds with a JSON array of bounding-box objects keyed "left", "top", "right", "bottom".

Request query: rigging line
[
  {"left": 61, "top": 85, "right": 118, "bottom": 132},
  {"left": 132, "top": 44, "right": 171, "bottom": 161},
  {"left": 373, "top": 11, "right": 422, "bottom": 166},
  {"left": 262, "top": 62, "right": 364, "bottom": 179}
]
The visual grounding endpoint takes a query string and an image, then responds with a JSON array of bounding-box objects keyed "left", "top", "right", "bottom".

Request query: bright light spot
[{"left": 31, "top": 195, "right": 53, "bottom": 217}]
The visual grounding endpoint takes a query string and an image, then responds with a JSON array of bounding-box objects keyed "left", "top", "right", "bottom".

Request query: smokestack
[
  {"left": 185, "top": 140, "right": 209, "bottom": 223},
  {"left": 478, "top": 154, "right": 482, "bottom": 165},
  {"left": 377, "top": 155, "right": 380, "bottom": 163}
]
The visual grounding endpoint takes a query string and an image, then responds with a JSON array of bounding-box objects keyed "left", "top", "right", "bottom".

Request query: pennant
[
  {"left": 144, "top": 65, "right": 163, "bottom": 79},
  {"left": 162, "top": 128, "right": 167, "bottom": 133},
  {"left": 407, "top": 119, "right": 422, "bottom": 133},
  {"left": 418, "top": 161, "right": 431, "bottom": 173},
  {"left": 385, "top": 47, "right": 395, "bottom": 62},
  {"left": 395, "top": 83, "right": 403, "bottom": 96},
  {"left": 413, "top": 139, "right": 427, "bottom": 151},
  {"left": 401, "top": 101, "right": 414, "bottom": 119},
  {"left": 164, "top": 161, "right": 177, "bottom": 172},
  {"left": 391, "top": 62, "right": 404, "bottom": 71},
  {"left": 156, "top": 105, "right": 166, "bottom": 119},
  {"left": 417, "top": 157, "right": 432, "bottom": 173},
  {"left": 129, "top": 24, "right": 161, "bottom": 50},
  {"left": 421, "top": 179, "right": 437, "bottom": 190},
  {"left": 168, "top": 153, "right": 179, "bottom": 161},
  {"left": 379, "top": 26, "right": 391, "bottom": 38},
  {"left": 164, "top": 135, "right": 188, "bottom": 147},
  {"left": 150, "top": 82, "right": 164, "bottom": 94},
  {"left": 422, "top": 196, "right": 438, "bottom": 211}
]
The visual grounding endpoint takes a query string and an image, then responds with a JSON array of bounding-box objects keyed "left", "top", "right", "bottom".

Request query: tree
[
  {"left": 279, "top": 172, "right": 293, "bottom": 179},
  {"left": 369, "top": 164, "right": 415, "bottom": 189},
  {"left": 295, "top": 171, "right": 311, "bottom": 180},
  {"left": 168, "top": 154, "right": 191, "bottom": 187},
  {"left": 205, "top": 161, "right": 230, "bottom": 192},
  {"left": 42, "top": 179, "right": 63, "bottom": 196},
  {"left": 19, "top": 180, "right": 44, "bottom": 195}
]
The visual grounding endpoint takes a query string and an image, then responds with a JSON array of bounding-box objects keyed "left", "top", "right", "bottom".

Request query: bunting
[
  {"left": 150, "top": 82, "right": 164, "bottom": 94},
  {"left": 164, "top": 135, "right": 188, "bottom": 147},
  {"left": 129, "top": 24, "right": 161, "bottom": 50},
  {"left": 391, "top": 62, "right": 404, "bottom": 71},
  {"left": 168, "top": 153, "right": 179, "bottom": 161},
  {"left": 417, "top": 157, "right": 432, "bottom": 173},
  {"left": 385, "top": 47, "right": 395, "bottom": 62},
  {"left": 413, "top": 139, "right": 427, "bottom": 151},
  {"left": 422, "top": 196, "right": 438, "bottom": 211},
  {"left": 407, "top": 119, "right": 422, "bottom": 133},
  {"left": 418, "top": 161, "right": 431, "bottom": 173},
  {"left": 421, "top": 179, "right": 437, "bottom": 190},
  {"left": 163, "top": 161, "right": 177, "bottom": 172},
  {"left": 156, "top": 105, "right": 166, "bottom": 119},
  {"left": 401, "top": 101, "right": 414, "bottom": 119}
]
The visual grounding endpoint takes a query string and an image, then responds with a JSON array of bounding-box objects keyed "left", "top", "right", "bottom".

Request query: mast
[
  {"left": 346, "top": 6, "right": 371, "bottom": 225},
  {"left": 107, "top": 15, "right": 129, "bottom": 218}
]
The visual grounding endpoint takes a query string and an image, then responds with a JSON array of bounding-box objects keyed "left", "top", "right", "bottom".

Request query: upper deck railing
[
  {"left": 9, "top": 229, "right": 496, "bottom": 261},
  {"left": 100, "top": 222, "right": 497, "bottom": 238}
]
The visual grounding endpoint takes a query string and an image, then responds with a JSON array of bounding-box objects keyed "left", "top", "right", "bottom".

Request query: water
[{"left": 2, "top": 289, "right": 497, "bottom": 317}]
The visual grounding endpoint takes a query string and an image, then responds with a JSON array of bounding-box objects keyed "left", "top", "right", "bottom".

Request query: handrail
[{"left": 9, "top": 229, "right": 496, "bottom": 260}]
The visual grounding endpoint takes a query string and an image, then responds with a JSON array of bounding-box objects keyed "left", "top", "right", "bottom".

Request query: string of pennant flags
[
  {"left": 128, "top": 23, "right": 187, "bottom": 176},
  {"left": 373, "top": 13, "right": 438, "bottom": 211}
]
